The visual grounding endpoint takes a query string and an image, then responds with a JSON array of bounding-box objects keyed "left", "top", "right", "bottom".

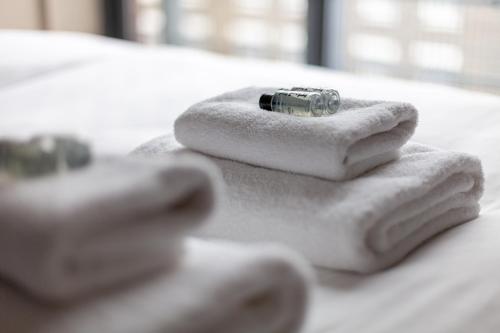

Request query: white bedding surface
[
  {"left": 1, "top": 31, "right": 500, "bottom": 332},
  {"left": 0, "top": 30, "right": 135, "bottom": 87}
]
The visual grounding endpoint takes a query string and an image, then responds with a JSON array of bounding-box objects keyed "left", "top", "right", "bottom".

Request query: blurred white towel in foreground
[
  {"left": 134, "top": 136, "right": 484, "bottom": 272},
  {"left": 175, "top": 87, "right": 418, "bottom": 180},
  {"left": 0, "top": 155, "right": 218, "bottom": 301},
  {"left": 0, "top": 239, "right": 311, "bottom": 333}
]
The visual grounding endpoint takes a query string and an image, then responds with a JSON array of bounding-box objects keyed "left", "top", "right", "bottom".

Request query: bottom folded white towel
[
  {"left": 134, "top": 135, "right": 484, "bottom": 272},
  {"left": 0, "top": 239, "right": 311, "bottom": 333}
]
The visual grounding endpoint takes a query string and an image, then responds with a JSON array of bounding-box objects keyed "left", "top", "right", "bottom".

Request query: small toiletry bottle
[
  {"left": 259, "top": 90, "right": 325, "bottom": 117},
  {"left": 290, "top": 87, "right": 341, "bottom": 115}
]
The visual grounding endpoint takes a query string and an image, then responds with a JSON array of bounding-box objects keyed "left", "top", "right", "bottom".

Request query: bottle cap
[{"left": 259, "top": 94, "right": 273, "bottom": 111}]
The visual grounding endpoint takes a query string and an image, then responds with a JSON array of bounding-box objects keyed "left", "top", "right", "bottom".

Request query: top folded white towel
[
  {"left": 175, "top": 87, "right": 418, "bottom": 180},
  {"left": 0, "top": 154, "right": 219, "bottom": 301}
]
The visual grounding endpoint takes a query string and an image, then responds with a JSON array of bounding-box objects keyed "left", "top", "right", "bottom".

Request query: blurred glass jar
[{"left": 0, "top": 135, "right": 91, "bottom": 182}]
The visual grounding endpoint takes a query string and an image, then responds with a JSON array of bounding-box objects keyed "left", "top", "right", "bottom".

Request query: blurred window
[
  {"left": 134, "top": 0, "right": 307, "bottom": 62},
  {"left": 338, "top": 0, "right": 500, "bottom": 94},
  {"left": 132, "top": 0, "right": 500, "bottom": 94}
]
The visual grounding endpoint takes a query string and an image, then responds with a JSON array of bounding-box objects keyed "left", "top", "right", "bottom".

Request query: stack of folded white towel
[
  {"left": 1, "top": 85, "right": 484, "bottom": 332},
  {"left": 135, "top": 86, "right": 484, "bottom": 273},
  {"left": 0, "top": 154, "right": 311, "bottom": 333}
]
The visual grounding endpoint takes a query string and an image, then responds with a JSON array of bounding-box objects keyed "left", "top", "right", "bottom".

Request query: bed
[{"left": 2, "top": 30, "right": 500, "bottom": 332}]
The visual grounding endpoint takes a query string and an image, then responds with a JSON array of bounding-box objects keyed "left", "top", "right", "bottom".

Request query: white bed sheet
[
  {"left": 0, "top": 30, "right": 135, "bottom": 87},
  {"left": 1, "top": 31, "right": 500, "bottom": 332}
]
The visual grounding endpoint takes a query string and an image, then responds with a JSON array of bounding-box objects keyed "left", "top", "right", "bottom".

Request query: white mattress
[{"left": 2, "top": 31, "right": 500, "bottom": 332}]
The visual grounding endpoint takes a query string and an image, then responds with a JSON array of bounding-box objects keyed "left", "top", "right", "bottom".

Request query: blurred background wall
[
  {"left": 1, "top": 0, "right": 499, "bottom": 95},
  {"left": 0, "top": 0, "right": 103, "bottom": 33}
]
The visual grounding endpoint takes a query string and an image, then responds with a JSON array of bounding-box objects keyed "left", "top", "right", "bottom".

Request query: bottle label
[{"left": 273, "top": 90, "right": 323, "bottom": 117}]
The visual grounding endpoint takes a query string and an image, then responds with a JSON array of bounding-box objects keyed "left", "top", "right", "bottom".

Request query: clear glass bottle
[
  {"left": 290, "top": 87, "right": 341, "bottom": 115},
  {"left": 259, "top": 90, "right": 325, "bottom": 117}
]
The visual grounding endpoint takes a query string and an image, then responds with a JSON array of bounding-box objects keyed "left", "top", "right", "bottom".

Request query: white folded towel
[
  {"left": 0, "top": 155, "right": 219, "bottom": 301},
  {"left": 134, "top": 136, "right": 484, "bottom": 272},
  {"left": 0, "top": 239, "right": 311, "bottom": 333},
  {"left": 174, "top": 87, "right": 418, "bottom": 180}
]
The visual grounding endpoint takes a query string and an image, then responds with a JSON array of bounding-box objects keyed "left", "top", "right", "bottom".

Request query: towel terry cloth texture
[
  {"left": 134, "top": 133, "right": 484, "bottom": 273},
  {"left": 174, "top": 87, "right": 418, "bottom": 181},
  {"left": 0, "top": 239, "right": 312, "bottom": 333},
  {"left": 0, "top": 155, "right": 219, "bottom": 301}
]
